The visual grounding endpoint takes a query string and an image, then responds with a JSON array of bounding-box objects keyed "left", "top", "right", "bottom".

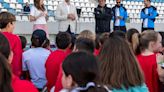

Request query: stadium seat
[
  {"left": 84, "top": 0, "right": 88, "bottom": 3},
  {"left": 0, "top": 0, "right": 4, "bottom": 3},
  {"left": 123, "top": 1, "right": 126, "bottom": 5},
  {"left": 22, "top": 15, "right": 29, "bottom": 21},
  {"left": 48, "top": 10, "right": 54, "bottom": 16},
  {"left": 8, "top": 8, "right": 17, "bottom": 14},
  {"left": 16, "top": 15, "right": 22, "bottom": 21},
  {"left": 107, "top": 4, "right": 112, "bottom": 8},
  {"left": 48, "top": 5, "right": 53, "bottom": 11},
  {"left": 48, "top": 16, "right": 55, "bottom": 22},
  {"left": 1, "top": 8, "right": 7, "bottom": 11},
  {"left": 2, "top": 2, "right": 9, "bottom": 9},
  {"left": 48, "top": 1, "right": 53, "bottom": 5},
  {"left": 81, "top": 7, "right": 86, "bottom": 12},
  {"left": 16, "top": 9, "right": 22, "bottom": 13},
  {"left": 84, "top": 17, "right": 90, "bottom": 22},
  {"left": 10, "top": 3, "right": 16, "bottom": 9},
  {"left": 23, "top": 0, "right": 29, "bottom": 3},
  {"left": 44, "top": 1, "right": 48, "bottom": 5},
  {"left": 79, "top": 17, "right": 84, "bottom": 22},
  {"left": 85, "top": 3, "right": 90, "bottom": 7},
  {"left": 109, "top": 0, "right": 114, "bottom": 4},
  {"left": 82, "top": 12, "right": 88, "bottom": 17},
  {"left": 54, "top": 6, "right": 57, "bottom": 10},
  {"left": 90, "top": 3, "right": 95, "bottom": 8},
  {"left": 86, "top": 7, "right": 92, "bottom": 12},
  {"left": 127, "top": 1, "right": 130, "bottom": 5},
  {"left": 29, "top": 0, "right": 33, "bottom": 4},
  {"left": 16, "top": 3, "right": 22, "bottom": 9},
  {"left": 0, "top": 3, "right": 2, "bottom": 8},
  {"left": 4, "top": 0, "right": 9, "bottom": 3},
  {"left": 88, "top": 12, "right": 94, "bottom": 17},
  {"left": 75, "top": 2, "right": 80, "bottom": 7},
  {"left": 17, "top": 0, "right": 23, "bottom": 3},
  {"left": 53, "top": 1, "right": 58, "bottom": 6},
  {"left": 80, "top": 2, "right": 85, "bottom": 7},
  {"left": 90, "top": 18, "right": 95, "bottom": 22}
]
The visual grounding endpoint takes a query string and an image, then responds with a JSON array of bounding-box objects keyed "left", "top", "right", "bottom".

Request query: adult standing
[
  {"left": 29, "top": 0, "right": 48, "bottom": 36},
  {"left": 94, "top": 0, "right": 112, "bottom": 34},
  {"left": 23, "top": 2, "right": 30, "bottom": 14},
  {"left": 141, "top": 0, "right": 158, "bottom": 32},
  {"left": 112, "top": 0, "right": 128, "bottom": 32},
  {"left": 55, "top": 0, "right": 78, "bottom": 34}
]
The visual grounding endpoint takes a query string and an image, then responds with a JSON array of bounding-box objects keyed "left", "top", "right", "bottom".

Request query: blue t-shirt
[{"left": 112, "top": 84, "right": 149, "bottom": 92}]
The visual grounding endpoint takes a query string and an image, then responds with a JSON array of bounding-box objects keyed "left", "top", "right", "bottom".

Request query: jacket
[{"left": 94, "top": 4, "right": 112, "bottom": 34}]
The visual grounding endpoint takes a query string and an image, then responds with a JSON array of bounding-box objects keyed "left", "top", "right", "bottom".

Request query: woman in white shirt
[{"left": 30, "top": 0, "right": 48, "bottom": 36}]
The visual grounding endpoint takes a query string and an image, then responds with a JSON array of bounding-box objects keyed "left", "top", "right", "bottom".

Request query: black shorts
[
  {"left": 142, "top": 28, "right": 154, "bottom": 32},
  {"left": 114, "top": 26, "right": 126, "bottom": 32}
]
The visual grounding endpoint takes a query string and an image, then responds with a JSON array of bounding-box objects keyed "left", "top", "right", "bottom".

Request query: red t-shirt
[
  {"left": 94, "top": 49, "right": 100, "bottom": 56},
  {"left": 2, "top": 32, "right": 22, "bottom": 77},
  {"left": 12, "top": 74, "right": 38, "bottom": 92},
  {"left": 54, "top": 67, "right": 63, "bottom": 92},
  {"left": 137, "top": 53, "right": 160, "bottom": 92},
  {"left": 45, "top": 49, "right": 70, "bottom": 92},
  {"left": 54, "top": 49, "right": 72, "bottom": 92}
]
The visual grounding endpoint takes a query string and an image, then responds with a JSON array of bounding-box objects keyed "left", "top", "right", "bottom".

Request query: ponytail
[
  {"left": 131, "top": 33, "right": 140, "bottom": 55},
  {"left": 133, "top": 30, "right": 159, "bottom": 55}
]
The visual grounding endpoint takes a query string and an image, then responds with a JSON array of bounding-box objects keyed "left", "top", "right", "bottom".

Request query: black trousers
[
  {"left": 114, "top": 26, "right": 126, "bottom": 32},
  {"left": 142, "top": 28, "right": 154, "bottom": 32}
]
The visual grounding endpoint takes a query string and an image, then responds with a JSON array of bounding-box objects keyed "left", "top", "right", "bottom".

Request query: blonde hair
[{"left": 77, "top": 30, "right": 96, "bottom": 41}]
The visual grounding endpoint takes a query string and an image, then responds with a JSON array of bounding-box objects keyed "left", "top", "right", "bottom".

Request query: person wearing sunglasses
[
  {"left": 112, "top": 0, "right": 128, "bottom": 32},
  {"left": 141, "top": 0, "right": 158, "bottom": 32}
]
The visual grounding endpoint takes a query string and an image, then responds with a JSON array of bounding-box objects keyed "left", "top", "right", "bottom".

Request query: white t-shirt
[
  {"left": 30, "top": 6, "right": 47, "bottom": 24},
  {"left": 115, "top": 7, "right": 120, "bottom": 26},
  {"left": 143, "top": 8, "right": 148, "bottom": 28},
  {"left": 22, "top": 47, "right": 50, "bottom": 88}
]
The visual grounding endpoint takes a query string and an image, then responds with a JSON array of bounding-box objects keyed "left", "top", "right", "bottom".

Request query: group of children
[{"left": 1, "top": 11, "right": 164, "bottom": 92}]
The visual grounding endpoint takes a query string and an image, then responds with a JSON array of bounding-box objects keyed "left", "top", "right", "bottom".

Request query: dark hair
[
  {"left": 109, "top": 31, "right": 126, "bottom": 39},
  {"left": 42, "top": 39, "right": 50, "bottom": 48},
  {"left": 0, "top": 53, "right": 13, "bottom": 92},
  {"left": 0, "top": 33, "right": 11, "bottom": 59},
  {"left": 19, "top": 36, "right": 27, "bottom": 49},
  {"left": 56, "top": 32, "right": 71, "bottom": 49},
  {"left": 99, "top": 36, "right": 144, "bottom": 89},
  {"left": 0, "top": 12, "right": 16, "bottom": 29},
  {"left": 126, "top": 28, "right": 139, "bottom": 54},
  {"left": 31, "top": 29, "right": 47, "bottom": 47},
  {"left": 127, "top": 28, "right": 139, "bottom": 43},
  {"left": 95, "top": 35, "right": 101, "bottom": 49},
  {"left": 75, "top": 38, "right": 95, "bottom": 53},
  {"left": 159, "top": 32, "right": 164, "bottom": 47},
  {"left": 34, "top": 0, "right": 45, "bottom": 11},
  {"left": 62, "top": 52, "right": 107, "bottom": 92},
  {"left": 69, "top": 33, "right": 76, "bottom": 50},
  {"left": 95, "top": 33, "right": 109, "bottom": 49}
]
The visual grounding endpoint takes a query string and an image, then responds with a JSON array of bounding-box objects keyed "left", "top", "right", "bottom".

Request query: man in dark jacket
[
  {"left": 23, "top": 2, "right": 30, "bottom": 14},
  {"left": 94, "top": 0, "right": 112, "bottom": 34}
]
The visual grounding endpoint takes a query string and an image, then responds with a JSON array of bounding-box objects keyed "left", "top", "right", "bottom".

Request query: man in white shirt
[{"left": 55, "top": 0, "right": 78, "bottom": 34}]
